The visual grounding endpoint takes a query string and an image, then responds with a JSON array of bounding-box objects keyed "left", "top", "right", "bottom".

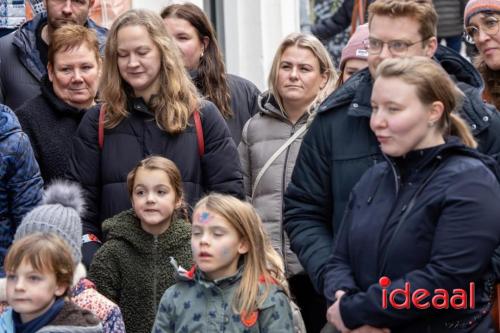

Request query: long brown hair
[
  {"left": 475, "top": 55, "right": 500, "bottom": 110},
  {"left": 374, "top": 57, "right": 477, "bottom": 148},
  {"left": 161, "top": 3, "right": 232, "bottom": 119},
  {"left": 193, "top": 194, "right": 289, "bottom": 316},
  {"left": 100, "top": 9, "right": 199, "bottom": 134}
]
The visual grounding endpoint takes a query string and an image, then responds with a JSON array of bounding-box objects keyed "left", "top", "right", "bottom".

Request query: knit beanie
[
  {"left": 340, "top": 23, "right": 369, "bottom": 70},
  {"left": 15, "top": 180, "right": 85, "bottom": 265},
  {"left": 464, "top": 0, "right": 500, "bottom": 26}
]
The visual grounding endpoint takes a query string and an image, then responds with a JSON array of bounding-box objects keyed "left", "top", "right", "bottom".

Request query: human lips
[
  {"left": 198, "top": 251, "right": 213, "bottom": 259},
  {"left": 376, "top": 135, "right": 391, "bottom": 144}
]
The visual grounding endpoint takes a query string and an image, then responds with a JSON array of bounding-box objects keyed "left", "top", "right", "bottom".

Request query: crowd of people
[{"left": 0, "top": 0, "right": 500, "bottom": 332}]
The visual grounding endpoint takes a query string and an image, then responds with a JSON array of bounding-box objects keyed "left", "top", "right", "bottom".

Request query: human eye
[
  {"left": 390, "top": 40, "right": 408, "bottom": 52},
  {"left": 135, "top": 189, "right": 145, "bottom": 196},
  {"left": 6, "top": 273, "right": 16, "bottom": 281},
  {"left": 280, "top": 63, "right": 291, "bottom": 70},
  {"left": 368, "top": 38, "right": 382, "bottom": 50},
  {"left": 72, "top": 0, "right": 87, "bottom": 5},
  {"left": 191, "top": 228, "right": 202, "bottom": 236},
  {"left": 28, "top": 274, "right": 42, "bottom": 282}
]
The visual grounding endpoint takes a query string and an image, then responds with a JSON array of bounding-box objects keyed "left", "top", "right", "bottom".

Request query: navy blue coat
[
  {"left": 325, "top": 139, "right": 500, "bottom": 332},
  {"left": 284, "top": 45, "right": 500, "bottom": 294},
  {"left": 0, "top": 104, "right": 43, "bottom": 276}
]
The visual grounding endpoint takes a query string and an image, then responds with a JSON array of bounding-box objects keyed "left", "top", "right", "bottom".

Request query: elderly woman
[
  {"left": 16, "top": 24, "right": 101, "bottom": 183},
  {"left": 238, "top": 33, "right": 337, "bottom": 333},
  {"left": 161, "top": 3, "right": 260, "bottom": 145},
  {"left": 463, "top": 0, "right": 500, "bottom": 110},
  {"left": 68, "top": 9, "right": 243, "bottom": 270}
]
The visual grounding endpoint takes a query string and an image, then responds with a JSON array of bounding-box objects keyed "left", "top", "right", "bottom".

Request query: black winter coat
[
  {"left": 16, "top": 76, "right": 86, "bottom": 183},
  {"left": 284, "top": 45, "right": 500, "bottom": 295},
  {"left": 325, "top": 139, "right": 500, "bottom": 332},
  {"left": 68, "top": 97, "right": 244, "bottom": 240},
  {"left": 190, "top": 71, "right": 260, "bottom": 145}
]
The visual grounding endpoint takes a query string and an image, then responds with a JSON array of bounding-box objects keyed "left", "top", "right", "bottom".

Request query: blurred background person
[
  {"left": 238, "top": 33, "right": 337, "bottom": 333},
  {"left": 161, "top": 3, "right": 260, "bottom": 145},
  {"left": 464, "top": 0, "right": 500, "bottom": 110},
  {"left": 16, "top": 24, "right": 101, "bottom": 183},
  {"left": 337, "top": 22, "right": 369, "bottom": 87},
  {"left": 434, "top": 0, "right": 467, "bottom": 53}
]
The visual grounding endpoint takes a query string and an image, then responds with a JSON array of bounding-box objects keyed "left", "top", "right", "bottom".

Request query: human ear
[
  {"left": 202, "top": 36, "right": 210, "bottom": 51},
  {"left": 54, "top": 283, "right": 67, "bottom": 297},
  {"left": 47, "top": 63, "right": 54, "bottom": 82},
  {"left": 424, "top": 37, "right": 438, "bottom": 58},
  {"left": 238, "top": 239, "right": 249, "bottom": 255},
  {"left": 429, "top": 101, "right": 445, "bottom": 124}
]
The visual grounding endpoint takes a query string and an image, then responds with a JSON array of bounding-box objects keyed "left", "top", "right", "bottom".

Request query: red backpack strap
[
  {"left": 193, "top": 109, "right": 204, "bottom": 156},
  {"left": 98, "top": 104, "right": 106, "bottom": 150}
]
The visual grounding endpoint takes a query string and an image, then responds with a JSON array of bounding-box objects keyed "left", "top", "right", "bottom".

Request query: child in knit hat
[
  {"left": 88, "top": 156, "right": 192, "bottom": 333},
  {"left": 0, "top": 180, "right": 126, "bottom": 333},
  {"left": 337, "top": 23, "right": 369, "bottom": 87},
  {"left": 0, "top": 233, "right": 103, "bottom": 333}
]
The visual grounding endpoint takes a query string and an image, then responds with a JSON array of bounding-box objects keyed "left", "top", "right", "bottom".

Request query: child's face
[
  {"left": 6, "top": 261, "right": 66, "bottom": 323},
  {"left": 131, "top": 168, "right": 181, "bottom": 235},
  {"left": 191, "top": 206, "right": 249, "bottom": 280}
]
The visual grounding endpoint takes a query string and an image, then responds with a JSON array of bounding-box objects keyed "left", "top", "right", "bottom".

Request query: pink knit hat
[
  {"left": 340, "top": 23, "right": 369, "bottom": 70},
  {"left": 464, "top": 0, "right": 500, "bottom": 26}
]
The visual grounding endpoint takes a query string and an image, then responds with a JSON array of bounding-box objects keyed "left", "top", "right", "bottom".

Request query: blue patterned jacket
[{"left": 0, "top": 104, "right": 43, "bottom": 276}]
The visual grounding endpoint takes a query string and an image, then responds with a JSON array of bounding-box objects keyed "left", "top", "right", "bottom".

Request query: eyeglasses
[
  {"left": 464, "top": 15, "right": 500, "bottom": 44},
  {"left": 362, "top": 37, "right": 429, "bottom": 56}
]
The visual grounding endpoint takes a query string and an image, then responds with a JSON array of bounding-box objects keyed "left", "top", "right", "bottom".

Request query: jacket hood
[
  {"left": 102, "top": 209, "right": 191, "bottom": 255},
  {"left": 434, "top": 45, "right": 483, "bottom": 90},
  {"left": 0, "top": 105, "right": 22, "bottom": 141},
  {"left": 257, "top": 91, "right": 288, "bottom": 120}
]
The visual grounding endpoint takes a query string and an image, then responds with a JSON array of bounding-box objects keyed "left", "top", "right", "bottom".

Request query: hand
[
  {"left": 326, "top": 290, "right": 349, "bottom": 332},
  {"left": 351, "top": 325, "right": 390, "bottom": 333}
]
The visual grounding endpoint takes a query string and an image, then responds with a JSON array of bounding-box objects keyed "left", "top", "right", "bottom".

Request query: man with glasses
[
  {"left": 284, "top": 0, "right": 500, "bottom": 327},
  {"left": 0, "top": 0, "right": 107, "bottom": 110}
]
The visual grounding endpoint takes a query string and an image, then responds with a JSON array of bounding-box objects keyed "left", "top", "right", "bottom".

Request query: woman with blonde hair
[
  {"left": 238, "top": 32, "right": 337, "bottom": 332},
  {"left": 326, "top": 57, "right": 500, "bottom": 332},
  {"left": 153, "top": 193, "right": 294, "bottom": 332},
  {"left": 68, "top": 9, "right": 243, "bottom": 267}
]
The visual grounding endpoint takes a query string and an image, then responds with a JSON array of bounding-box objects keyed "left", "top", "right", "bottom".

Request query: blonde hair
[
  {"left": 4, "top": 233, "right": 74, "bottom": 297},
  {"left": 193, "top": 194, "right": 288, "bottom": 316},
  {"left": 374, "top": 57, "right": 477, "bottom": 148},
  {"left": 368, "top": 0, "right": 437, "bottom": 44},
  {"left": 268, "top": 33, "right": 338, "bottom": 113},
  {"left": 100, "top": 9, "right": 199, "bottom": 134}
]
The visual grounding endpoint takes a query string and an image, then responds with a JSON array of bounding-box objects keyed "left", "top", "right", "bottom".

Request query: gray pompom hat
[{"left": 15, "top": 180, "right": 85, "bottom": 264}]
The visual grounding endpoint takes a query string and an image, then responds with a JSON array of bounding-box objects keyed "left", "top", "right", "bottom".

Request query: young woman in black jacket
[
  {"left": 68, "top": 9, "right": 244, "bottom": 268},
  {"left": 326, "top": 57, "right": 500, "bottom": 333}
]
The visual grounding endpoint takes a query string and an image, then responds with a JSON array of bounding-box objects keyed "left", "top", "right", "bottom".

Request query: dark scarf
[{"left": 13, "top": 298, "right": 65, "bottom": 333}]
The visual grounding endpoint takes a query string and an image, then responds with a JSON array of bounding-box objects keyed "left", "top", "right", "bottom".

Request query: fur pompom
[{"left": 43, "top": 180, "right": 85, "bottom": 215}]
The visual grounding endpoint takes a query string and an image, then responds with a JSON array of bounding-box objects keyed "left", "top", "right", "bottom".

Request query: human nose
[
  {"left": 370, "top": 109, "right": 386, "bottom": 130},
  {"left": 476, "top": 26, "right": 491, "bottom": 43},
  {"left": 289, "top": 66, "right": 299, "bottom": 80},
  {"left": 62, "top": 0, "right": 73, "bottom": 15},
  {"left": 127, "top": 53, "right": 139, "bottom": 67},
  {"left": 14, "top": 277, "right": 25, "bottom": 291},
  {"left": 72, "top": 69, "right": 83, "bottom": 82},
  {"left": 378, "top": 42, "right": 392, "bottom": 58},
  {"left": 146, "top": 192, "right": 156, "bottom": 203}
]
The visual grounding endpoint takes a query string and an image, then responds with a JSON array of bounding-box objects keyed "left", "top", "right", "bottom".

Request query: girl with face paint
[{"left": 153, "top": 193, "right": 299, "bottom": 332}]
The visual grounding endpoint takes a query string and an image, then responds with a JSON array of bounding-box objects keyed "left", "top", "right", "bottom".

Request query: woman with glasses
[{"left": 464, "top": 0, "right": 500, "bottom": 110}]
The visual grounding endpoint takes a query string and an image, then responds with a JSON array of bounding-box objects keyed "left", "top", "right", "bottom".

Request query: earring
[{"left": 200, "top": 49, "right": 204, "bottom": 58}]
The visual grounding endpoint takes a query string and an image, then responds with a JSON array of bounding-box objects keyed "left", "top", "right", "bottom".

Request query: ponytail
[{"left": 449, "top": 113, "right": 477, "bottom": 148}]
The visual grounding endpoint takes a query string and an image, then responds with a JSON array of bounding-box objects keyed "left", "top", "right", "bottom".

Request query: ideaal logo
[{"left": 379, "top": 276, "right": 475, "bottom": 310}]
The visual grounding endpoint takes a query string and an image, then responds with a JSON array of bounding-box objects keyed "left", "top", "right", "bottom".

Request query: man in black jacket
[
  {"left": 284, "top": 0, "right": 500, "bottom": 312},
  {"left": 0, "top": 0, "right": 107, "bottom": 110}
]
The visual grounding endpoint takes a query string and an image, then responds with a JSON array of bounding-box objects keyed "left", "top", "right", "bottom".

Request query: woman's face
[
  {"left": 469, "top": 13, "right": 500, "bottom": 70},
  {"left": 276, "top": 45, "right": 327, "bottom": 111},
  {"left": 116, "top": 25, "right": 162, "bottom": 101},
  {"left": 163, "top": 17, "right": 207, "bottom": 71},
  {"left": 342, "top": 58, "right": 368, "bottom": 83},
  {"left": 48, "top": 43, "right": 100, "bottom": 109},
  {"left": 370, "top": 76, "right": 444, "bottom": 157}
]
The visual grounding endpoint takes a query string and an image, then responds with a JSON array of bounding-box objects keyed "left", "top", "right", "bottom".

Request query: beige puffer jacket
[{"left": 238, "top": 92, "right": 310, "bottom": 277}]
